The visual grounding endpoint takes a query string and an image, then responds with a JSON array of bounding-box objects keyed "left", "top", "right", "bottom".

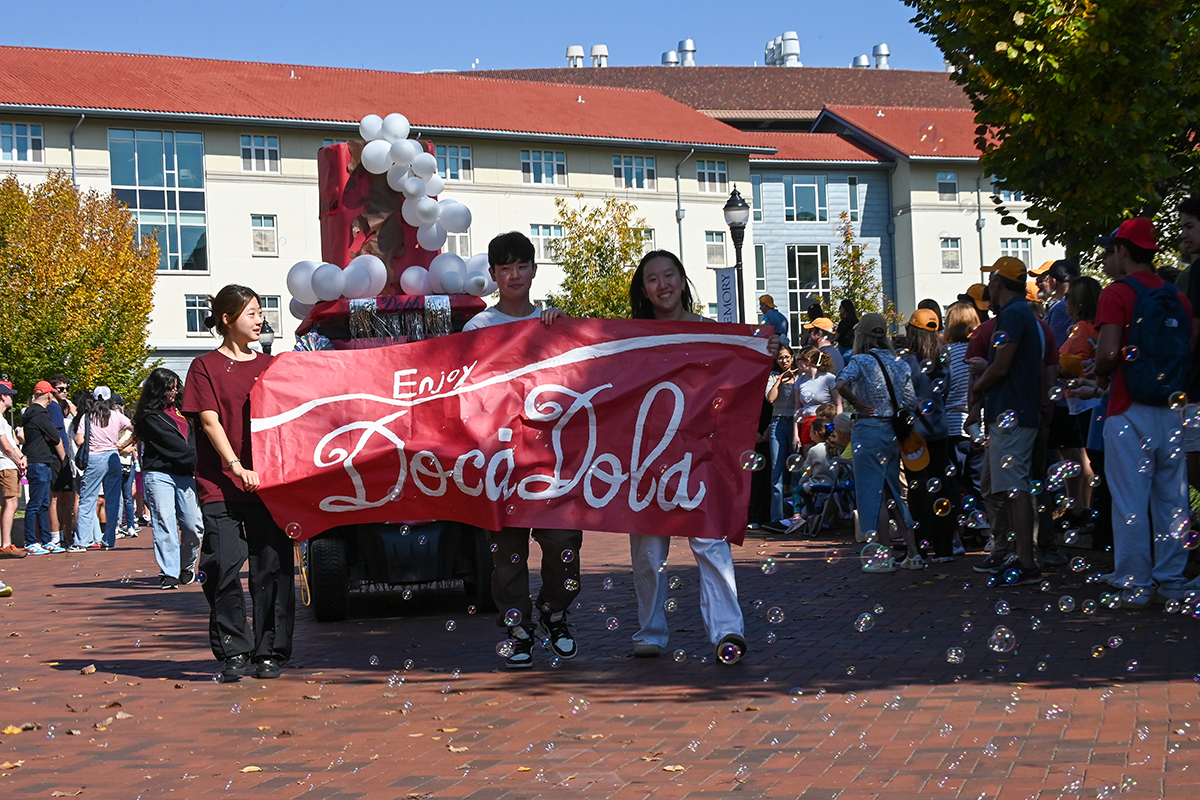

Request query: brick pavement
[{"left": 0, "top": 526, "right": 1197, "bottom": 799}]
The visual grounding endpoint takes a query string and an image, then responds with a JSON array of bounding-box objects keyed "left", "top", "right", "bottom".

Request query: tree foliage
[
  {"left": 544, "top": 194, "right": 649, "bottom": 319},
  {"left": 905, "top": 1, "right": 1200, "bottom": 258},
  {"left": 0, "top": 171, "right": 158, "bottom": 398},
  {"left": 828, "top": 212, "right": 895, "bottom": 326}
]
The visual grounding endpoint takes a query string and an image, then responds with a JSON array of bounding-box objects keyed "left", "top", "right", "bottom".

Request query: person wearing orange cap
[
  {"left": 956, "top": 284, "right": 990, "bottom": 321},
  {"left": 1094, "top": 217, "right": 1197, "bottom": 605},
  {"left": 758, "top": 294, "right": 789, "bottom": 347},
  {"left": 970, "top": 256, "right": 1044, "bottom": 585},
  {"left": 802, "top": 317, "right": 845, "bottom": 373}
]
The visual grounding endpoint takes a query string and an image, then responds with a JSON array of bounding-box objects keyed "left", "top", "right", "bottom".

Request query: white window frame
[
  {"left": 751, "top": 174, "right": 763, "bottom": 221},
  {"left": 444, "top": 232, "right": 471, "bottom": 258},
  {"left": 697, "top": 160, "right": 728, "bottom": 193},
  {"left": 785, "top": 244, "right": 832, "bottom": 334},
  {"left": 521, "top": 150, "right": 566, "bottom": 185},
  {"left": 185, "top": 294, "right": 211, "bottom": 335},
  {"left": 705, "top": 231, "right": 726, "bottom": 266},
  {"left": 1000, "top": 237, "right": 1032, "bottom": 267},
  {"left": 436, "top": 145, "right": 472, "bottom": 182},
  {"left": 637, "top": 228, "right": 655, "bottom": 256},
  {"left": 261, "top": 295, "right": 281, "bottom": 336},
  {"left": 1, "top": 122, "right": 43, "bottom": 163},
  {"left": 251, "top": 214, "right": 277, "bottom": 256},
  {"left": 792, "top": 176, "right": 828, "bottom": 222},
  {"left": 754, "top": 243, "right": 766, "bottom": 292},
  {"left": 529, "top": 224, "right": 563, "bottom": 262},
  {"left": 940, "top": 238, "right": 963, "bottom": 273},
  {"left": 937, "top": 171, "right": 958, "bottom": 202},
  {"left": 613, "top": 155, "right": 657, "bottom": 190},
  {"left": 848, "top": 176, "right": 860, "bottom": 222},
  {"left": 241, "top": 134, "right": 279, "bottom": 173}
]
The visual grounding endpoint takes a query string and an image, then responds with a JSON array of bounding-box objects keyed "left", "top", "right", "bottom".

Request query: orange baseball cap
[
  {"left": 982, "top": 256, "right": 1028, "bottom": 282},
  {"left": 803, "top": 317, "right": 835, "bottom": 332},
  {"left": 908, "top": 308, "right": 940, "bottom": 331}
]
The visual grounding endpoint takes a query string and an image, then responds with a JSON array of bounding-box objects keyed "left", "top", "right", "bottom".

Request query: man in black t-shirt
[{"left": 21, "top": 382, "right": 66, "bottom": 553}]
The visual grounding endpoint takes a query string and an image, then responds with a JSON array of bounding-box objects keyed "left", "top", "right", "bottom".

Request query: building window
[
  {"left": 785, "top": 244, "right": 831, "bottom": 334},
  {"left": 109, "top": 129, "right": 207, "bottom": 272},
  {"left": 848, "top": 176, "right": 860, "bottom": 222},
  {"left": 529, "top": 224, "right": 563, "bottom": 262},
  {"left": 940, "top": 238, "right": 962, "bottom": 273},
  {"left": 697, "top": 160, "right": 727, "bottom": 193},
  {"left": 185, "top": 295, "right": 211, "bottom": 334},
  {"left": 1, "top": 122, "right": 43, "bottom": 163},
  {"left": 751, "top": 174, "right": 762, "bottom": 222},
  {"left": 992, "top": 179, "right": 1024, "bottom": 203},
  {"left": 261, "top": 295, "right": 281, "bottom": 336},
  {"left": 444, "top": 232, "right": 471, "bottom": 258},
  {"left": 937, "top": 171, "right": 958, "bottom": 201},
  {"left": 241, "top": 135, "right": 279, "bottom": 173},
  {"left": 707, "top": 303, "right": 719, "bottom": 317},
  {"left": 613, "top": 155, "right": 656, "bottom": 190},
  {"left": 792, "top": 176, "right": 828, "bottom": 222},
  {"left": 436, "top": 145, "right": 472, "bottom": 182},
  {"left": 706, "top": 231, "right": 726, "bottom": 266},
  {"left": 1000, "top": 237, "right": 1032, "bottom": 267},
  {"left": 754, "top": 244, "right": 766, "bottom": 292},
  {"left": 636, "top": 228, "right": 656, "bottom": 256},
  {"left": 521, "top": 150, "right": 566, "bottom": 185},
  {"left": 251, "top": 214, "right": 277, "bottom": 256},
  {"left": 322, "top": 138, "right": 349, "bottom": 148}
]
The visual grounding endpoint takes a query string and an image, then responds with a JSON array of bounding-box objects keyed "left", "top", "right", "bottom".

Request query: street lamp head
[
  {"left": 259, "top": 319, "right": 275, "bottom": 348},
  {"left": 723, "top": 186, "right": 751, "bottom": 229}
]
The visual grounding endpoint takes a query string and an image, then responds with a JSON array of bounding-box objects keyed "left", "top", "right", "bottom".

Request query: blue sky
[{"left": 2, "top": 0, "right": 948, "bottom": 73}]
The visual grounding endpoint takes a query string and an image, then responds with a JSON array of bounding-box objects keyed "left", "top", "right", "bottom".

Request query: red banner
[{"left": 250, "top": 319, "right": 771, "bottom": 545}]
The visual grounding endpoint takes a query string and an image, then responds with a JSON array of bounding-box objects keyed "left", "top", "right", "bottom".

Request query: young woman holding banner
[
  {"left": 183, "top": 285, "right": 295, "bottom": 682},
  {"left": 626, "top": 250, "right": 750, "bottom": 664}
]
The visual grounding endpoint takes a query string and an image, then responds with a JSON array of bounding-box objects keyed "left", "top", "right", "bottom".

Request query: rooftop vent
[
  {"left": 678, "top": 38, "right": 696, "bottom": 66},
  {"left": 566, "top": 45, "right": 585, "bottom": 68},
  {"left": 765, "top": 31, "right": 801, "bottom": 67},
  {"left": 872, "top": 43, "right": 891, "bottom": 69},
  {"left": 590, "top": 44, "right": 609, "bottom": 68},
  {"left": 851, "top": 54, "right": 870, "bottom": 68},
  {"left": 661, "top": 50, "right": 680, "bottom": 66}
]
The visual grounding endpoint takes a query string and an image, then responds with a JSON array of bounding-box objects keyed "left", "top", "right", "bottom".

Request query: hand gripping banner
[{"left": 250, "top": 318, "right": 771, "bottom": 545}]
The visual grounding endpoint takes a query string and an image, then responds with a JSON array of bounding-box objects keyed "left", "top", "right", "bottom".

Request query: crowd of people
[{"left": 2, "top": 202, "right": 1198, "bottom": 674}]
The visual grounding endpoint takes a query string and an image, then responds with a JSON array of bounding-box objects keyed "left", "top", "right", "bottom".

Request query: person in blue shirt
[{"left": 759, "top": 295, "right": 789, "bottom": 346}]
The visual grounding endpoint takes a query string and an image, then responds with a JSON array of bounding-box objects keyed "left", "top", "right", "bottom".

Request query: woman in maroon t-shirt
[{"left": 182, "top": 285, "right": 294, "bottom": 682}]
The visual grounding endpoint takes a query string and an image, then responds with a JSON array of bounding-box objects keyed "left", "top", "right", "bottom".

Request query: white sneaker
[
  {"left": 853, "top": 510, "right": 864, "bottom": 542},
  {"left": 0, "top": 580, "right": 11, "bottom": 597}
]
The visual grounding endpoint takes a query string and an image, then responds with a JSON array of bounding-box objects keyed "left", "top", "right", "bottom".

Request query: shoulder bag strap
[{"left": 868, "top": 351, "right": 902, "bottom": 417}]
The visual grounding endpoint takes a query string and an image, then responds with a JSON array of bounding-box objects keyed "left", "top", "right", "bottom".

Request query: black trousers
[
  {"left": 906, "top": 437, "right": 957, "bottom": 558},
  {"left": 488, "top": 527, "right": 582, "bottom": 631},
  {"left": 199, "top": 501, "right": 295, "bottom": 663}
]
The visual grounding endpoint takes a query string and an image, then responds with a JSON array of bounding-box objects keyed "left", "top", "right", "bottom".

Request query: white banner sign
[{"left": 714, "top": 267, "right": 739, "bottom": 324}]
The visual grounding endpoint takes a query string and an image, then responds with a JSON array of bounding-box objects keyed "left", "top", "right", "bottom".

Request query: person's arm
[
  {"left": 0, "top": 433, "right": 24, "bottom": 471},
  {"left": 74, "top": 420, "right": 87, "bottom": 447},
  {"left": 972, "top": 331, "right": 1020, "bottom": 396},
  {"left": 197, "top": 409, "right": 259, "bottom": 492},
  {"left": 540, "top": 308, "right": 565, "bottom": 326},
  {"left": 837, "top": 378, "right": 875, "bottom": 416},
  {"left": 139, "top": 415, "right": 195, "bottom": 468},
  {"left": 1094, "top": 323, "right": 1123, "bottom": 378}
]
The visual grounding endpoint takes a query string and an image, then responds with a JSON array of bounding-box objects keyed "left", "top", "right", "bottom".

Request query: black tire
[
  {"left": 466, "top": 528, "right": 498, "bottom": 612},
  {"left": 308, "top": 535, "right": 350, "bottom": 622}
]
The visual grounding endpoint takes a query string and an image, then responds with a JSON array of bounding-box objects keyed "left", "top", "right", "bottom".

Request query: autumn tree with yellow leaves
[
  {"left": 0, "top": 171, "right": 158, "bottom": 398},
  {"left": 545, "top": 194, "right": 651, "bottom": 319}
]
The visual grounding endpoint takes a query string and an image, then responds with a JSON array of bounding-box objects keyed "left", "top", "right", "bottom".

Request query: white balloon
[
  {"left": 286, "top": 259, "right": 321, "bottom": 305},
  {"left": 359, "top": 114, "right": 384, "bottom": 141},
  {"left": 410, "top": 152, "right": 437, "bottom": 179},
  {"left": 429, "top": 252, "right": 466, "bottom": 292},
  {"left": 341, "top": 258, "right": 373, "bottom": 299},
  {"left": 380, "top": 113, "right": 411, "bottom": 142},
  {"left": 401, "top": 176, "right": 427, "bottom": 199},
  {"left": 417, "top": 222, "right": 447, "bottom": 251},
  {"left": 389, "top": 138, "right": 418, "bottom": 166},
  {"left": 401, "top": 198, "right": 423, "bottom": 228},
  {"left": 415, "top": 197, "right": 441, "bottom": 225},
  {"left": 439, "top": 201, "right": 472, "bottom": 233},
  {"left": 483, "top": 278, "right": 498, "bottom": 295},
  {"left": 464, "top": 253, "right": 491, "bottom": 276},
  {"left": 386, "top": 164, "right": 410, "bottom": 193},
  {"left": 361, "top": 139, "right": 393, "bottom": 174},
  {"left": 400, "top": 266, "right": 431, "bottom": 296},
  {"left": 360, "top": 254, "right": 389, "bottom": 296},
  {"left": 311, "top": 262, "right": 346, "bottom": 302},
  {"left": 424, "top": 173, "right": 446, "bottom": 197},
  {"left": 464, "top": 273, "right": 490, "bottom": 296},
  {"left": 289, "top": 297, "right": 315, "bottom": 320}
]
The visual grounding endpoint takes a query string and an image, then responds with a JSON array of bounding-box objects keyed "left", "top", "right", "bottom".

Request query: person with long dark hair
[
  {"left": 182, "top": 285, "right": 294, "bottom": 680},
  {"left": 135, "top": 368, "right": 202, "bottom": 590},
  {"left": 74, "top": 387, "right": 134, "bottom": 550},
  {"left": 836, "top": 299, "right": 859, "bottom": 355}
]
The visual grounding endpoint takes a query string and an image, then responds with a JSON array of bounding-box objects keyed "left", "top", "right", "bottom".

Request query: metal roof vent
[
  {"left": 590, "top": 44, "right": 609, "bottom": 68},
  {"left": 851, "top": 54, "right": 870, "bottom": 68},
  {"left": 566, "top": 45, "right": 585, "bottom": 68},
  {"left": 661, "top": 50, "right": 680, "bottom": 66},
  {"left": 872, "top": 43, "right": 891, "bottom": 69},
  {"left": 779, "top": 31, "right": 801, "bottom": 67},
  {"left": 678, "top": 38, "right": 696, "bottom": 66}
]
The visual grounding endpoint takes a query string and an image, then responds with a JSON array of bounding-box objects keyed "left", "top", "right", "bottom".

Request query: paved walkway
[{"left": 0, "top": 527, "right": 1196, "bottom": 799}]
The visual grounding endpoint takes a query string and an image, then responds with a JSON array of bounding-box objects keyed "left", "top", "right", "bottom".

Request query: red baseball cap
[
  {"left": 33, "top": 380, "right": 56, "bottom": 396},
  {"left": 1097, "top": 217, "right": 1159, "bottom": 252}
]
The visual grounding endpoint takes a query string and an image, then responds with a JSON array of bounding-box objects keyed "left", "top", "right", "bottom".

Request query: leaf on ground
[
  {"left": 0, "top": 761, "right": 23, "bottom": 769},
  {"left": 50, "top": 790, "right": 84, "bottom": 797},
  {"left": 114, "top": 712, "right": 133, "bottom": 720},
  {"left": 65, "top": 730, "right": 82, "bottom": 736},
  {"left": 302, "top": 695, "right": 321, "bottom": 700},
  {"left": 448, "top": 745, "right": 468, "bottom": 753},
  {"left": 1, "top": 726, "right": 21, "bottom": 735},
  {"left": 256, "top": 726, "right": 270, "bottom": 731},
  {"left": 79, "top": 665, "right": 96, "bottom": 674},
  {"left": 240, "top": 766, "right": 262, "bottom": 773},
  {"left": 407, "top": 733, "right": 423, "bottom": 737},
  {"left": 277, "top": 730, "right": 294, "bottom": 736},
  {"left": 516, "top": 767, "right": 532, "bottom": 772},
  {"left": 439, "top": 727, "right": 459, "bottom": 732},
  {"left": 94, "top": 717, "right": 114, "bottom": 729},
  {"left": 19, "top": 722, "right": 40, "bottom": 731},
  {"left": 101, "top": 702, "right": 121, "bottom": 709},
  {"left": 663, "top": 765, "right": 686, "bottom": 772},
  {"left": 6, "top": 632, "right": 18, "bottom": 637}
]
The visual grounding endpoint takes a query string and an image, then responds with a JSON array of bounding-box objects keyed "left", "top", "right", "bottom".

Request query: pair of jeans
[
  {"left": 76, "top": 451, "right": 123, "bottom": 547},
  {"left": 119, "top": 465, "right": 136, "bottom": 528},
  {"left": 22, "top": 461, "right": 53, "bottom": 546},
  {"left": 629, "top": 534, "right": 744, "bottom": 649},
  {"left": 850, "top": 418, "right": 915, "bottom": 538},
  {"left": 768, "top": 415, "right": 793, "bottom": 522},
  {"left": 487, "top": 527, "right": 582, "bottom": 632},
  {"left": 143, "top": 471, "right": 203, "bottom": 580}
]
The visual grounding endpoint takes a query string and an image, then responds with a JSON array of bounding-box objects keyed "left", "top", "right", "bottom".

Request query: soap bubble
[
  {"left": 673, "top": 649, "right": 686, "bottom": 662},
  {"left": 1082, "top": 600, "right": 1097, "bottom": 615},
  {"left": 760, "top": 557, "right": 779, "bottom": 575},
  {"left": 962, "top": 495, "right": 978, "bottom": 511},
  {"left": 994, "top": 600, "right": 1010, "bottom": 615},
  {"left": 1185, "top": 405, "right": 1200, "bottom": 428},
  {"left": 467, "top": 605, "right": 477, "bottom": 614},
  {"left": 1170, "top": 392, "right": 1188, "bottom": 409},
  {"left": 504, "top": 608, "right": 523, "bottom": 626},
  {"left": 767, "top": 606, "right": 786, "bottom": 624},
  {"left": 606, "top": 617, "right": 619, "bottom": 630},
  {"left": 496, "top": 639, "right": 515, "bottom": 658},
  {"left": 741, "top": 451, "right": 766, "bottom": 471},
  {"left": 766, "top": 631, "right": 777, "bottom": 644},
  {"left": 946, "top": 647, "right": 965, "bottom": 664},
  {"left": 550, "top": 656, "right": 562, "bottom": 668},
  {"left": 962, "top": 621, "right": 973, "bottom": 632},
  {"left": 1091, "top": 645, "right": 1105, "bottom": 658},
  {"left": 1048, "top": 386, "right": 1064, "bottom": 402},
  {"left": 369, "top": 655, "right": 379, "bottom": 666},
  {"left": 1069, "top": 557, "right": 1088, "bottom": 572},
  {"left": 445, "top": 620, "right": 457, "bottom": 631},
  {"left": 664, "top": 598, "right": 678, "bottom": 612},
  {"left": 717, "top": 643, "right": 742, "bottom": 664},
  {"left": 1001, "top": 455, "right": 1015, "bottom": 469},
  {"left": 1126, "top": 659, "right": 1140, "bottom": 672},
  {"left": 1122, "top": 346, "right": 1140, "bottom": 361},
  {"left": 564, "top": 578, "right": 580, "bottom": 591},
  {"left": 926, "top": 477, "right": 942, "bottom": 493},
  {"left": 786, "top": 454, "right": 805, "bottom": 472},
  {"left": 1058, "top": 596, "right": 1075, "bottom": 612},
  {"left": 602, "top": 577, "right": 613, "bottom": 590},
  {"left": 403, "top": 659, "right": 414, "bottom": 670},
  {"left": 996, "top": 410, "right": 1018, "bottom": 430},
  {"left": 1029, "top": 480, "right": 1044, "bottom": 494},
  {"left": 993, "top": 332, "right": 1008, "bottom": 347},
  {"left": 934, "top": 498, "right": 952, "bottom": 516},
  {"left": 285, "top": 522, "right": 302, "bottom": 539},
  {"left": 560, "top": 549, "right": 575, "bottom": 563},
  {"left": 197, "top": 571, "right": 207, "bottom": 585},
  {"left": 920, "top": 399, "right": 936, "bottom": 415},
  {"left": 988, "top": 626, "right": 1016, "bottom": 653},
  {"left": 854, "top": 613, "right": 874, "bottom": 632}
]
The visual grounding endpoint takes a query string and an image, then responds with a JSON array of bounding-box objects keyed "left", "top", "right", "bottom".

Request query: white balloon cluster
[
  {"left": 357, "top": 113, "right": 473, "bottom": 252},
  {"left": 286, "top": 255, "right": 388, "bottom": 320},
  {"left": 400, "top": 253, "right": 495, "bottom": 298}
]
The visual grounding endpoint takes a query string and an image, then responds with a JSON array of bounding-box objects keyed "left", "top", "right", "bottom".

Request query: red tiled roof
[
  {"left": 0, "top": 47, "right": 769, "bottom": 151},
  {"left": 748, "top": 132, "right": 890, "bottom": 163},
  {"left": 819, "top": 105, "right": 982, "bottom": 159},
  {"left": 475, "top": 66, "right": 973, "bottom": 116}
]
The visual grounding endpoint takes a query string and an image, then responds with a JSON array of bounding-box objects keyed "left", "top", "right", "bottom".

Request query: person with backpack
[{"left": 1094, "top": 217, "right": 1198, "bottom": 606}]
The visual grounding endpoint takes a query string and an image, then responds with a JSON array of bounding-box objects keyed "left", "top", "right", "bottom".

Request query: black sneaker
[
  {"left": 159, "top": 575, "right": 179, "bottom": 590},
  {"left": 179, "top": 569, "right": 195, "bottom": 586},
  {"left": 256, "top": 658, "right": 282, "bottom": 679},
  {"left": 538, "top": 611, "right": 578, "bottom": 660},
  {"left": 505, "top": 627, "right": 534, "bottom": 670},
  {"left": 1003, "top": 564, "right": 1044, "bottom": 586},
  {"left": 221, "top": 653, "right": 250, "bottom": 680},
  {"left": 972, "top": 552, "right": 1011, "bottom": 574},
  {"left": 716, "top": 633, "right": 747, "bottom": 665}
]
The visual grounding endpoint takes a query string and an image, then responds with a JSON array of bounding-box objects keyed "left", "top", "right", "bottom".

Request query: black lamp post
[
  {"left": 723, "top": 186, "right": 751, "bottom": 323},
  {"left": 259, "top": 320, "right": 275, "bottom": 355}
]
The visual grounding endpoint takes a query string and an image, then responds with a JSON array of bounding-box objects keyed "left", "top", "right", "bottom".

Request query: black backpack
[{"left": 1119, "top": 276, "right": 1191, "bottom": 406}]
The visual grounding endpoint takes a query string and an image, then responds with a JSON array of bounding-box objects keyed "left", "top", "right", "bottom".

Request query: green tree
[
  {"left": 0, "top": 171, "right": 158, "bottom": 398},
  {"left": 544, "top": 194, "right": 649, "bottom": 319},
  {"left": 828, "top": 212, "right": 894, "bottom": 327},
  {"left": 905, "top": 1, "right": 1200, "bottom": 258}
]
